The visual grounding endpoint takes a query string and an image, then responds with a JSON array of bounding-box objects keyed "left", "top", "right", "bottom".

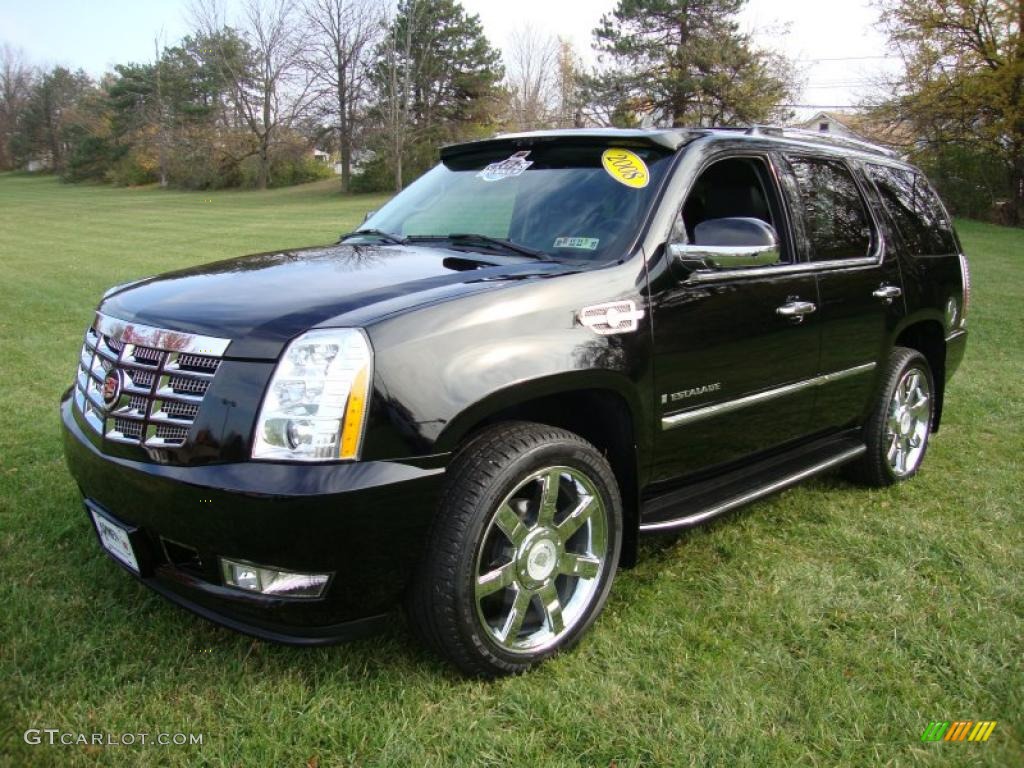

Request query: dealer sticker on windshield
[
  {"left": 553, "top": 237, "right": 600, "bottom": 250},
  {"left": 602, "top": 148, "right": 649, "bottom": 188},
  {"left": 477, "top": 151, "right": 533, "bottom": 182}
]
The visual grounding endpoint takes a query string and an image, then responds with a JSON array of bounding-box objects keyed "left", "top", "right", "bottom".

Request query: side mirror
[{"left": 669, "top": 217, "right": 781, "bottom": 274}]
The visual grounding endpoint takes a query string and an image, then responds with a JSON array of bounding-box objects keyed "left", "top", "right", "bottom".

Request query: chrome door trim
[
  {"left": 639, "top": 443, "right": 867, "bottom": 531},
  {"left": 688, "top": 253, "right": 881, "bottom": 283},
  {"left": 661, "top": 362, "right": 877, "bottom": 431}
]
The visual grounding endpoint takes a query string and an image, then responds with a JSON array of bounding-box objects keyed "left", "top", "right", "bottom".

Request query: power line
[
  {"left": 803, "top": 83, "right": 879, "bottom": 89},
  {"left": 778, "top": 104, "right": 884, "bottom": 109},
  {"left": 794, "top": 55, "right": 901, "bottom": 62}
]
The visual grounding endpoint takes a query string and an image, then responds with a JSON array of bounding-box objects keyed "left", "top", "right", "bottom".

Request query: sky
[{"left": 0, "top": 0, "right": 903, "bottom": 120}]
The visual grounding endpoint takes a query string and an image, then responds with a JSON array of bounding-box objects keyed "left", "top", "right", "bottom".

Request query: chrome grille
[{"left": 73, "top": 312, "right": 231, "bottom": 450}]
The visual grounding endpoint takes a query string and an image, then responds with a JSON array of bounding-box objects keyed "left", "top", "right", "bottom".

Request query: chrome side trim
[
  {"left": 661, "top": 362, "right": 877, "bottom": 430},
  {"left": 94, "top": 312, "right": 231, "bottom": 357},
  {"left": 945, "top": 329, "right": 967, "bottom": 344},
  {"left": 638, "top": 444, "right": 867, "bottom": 532},
  {"left": 689, "top": 255, "right": 878, "bottom": 283}
]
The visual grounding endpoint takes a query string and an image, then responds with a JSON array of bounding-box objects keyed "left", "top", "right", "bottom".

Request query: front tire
[
  {"left": 408, "top": 422, "right": 622, "bottom": 677},
  {"left": 849, "top": 346, "right": 935, "bottom": 487}
]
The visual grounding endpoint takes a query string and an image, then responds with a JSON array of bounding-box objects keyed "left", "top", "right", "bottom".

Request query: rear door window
[
  {"left": 865, "top": 164, "right": 957, "bottom": 255},
  {"left": 786, "top": 156, "right": 873, "bottom": 262}
]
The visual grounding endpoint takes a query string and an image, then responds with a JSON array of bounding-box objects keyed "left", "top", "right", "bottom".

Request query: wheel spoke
[
  {"left": 476, "top": 562, "right": 516, "bottom": 600},
  {"left": 895, "top": 440, "right": 907, "bottom": 474},
  {"left": 537, "top": 470, "right": 561, "bottom": 526},
  {"left": 537, "top": 582, "right": 564, "bottom": 634},
  {"left": 906, "top": 372, "right": 920, "bottom": 396},
  {"left": 494, "top": 503, "right": 529, "bottom": 547},
  {"left": 497, "top": 586, "right": 532, "bottom": 643},
  {"left": 557, "top": 494, "right": 595, "bottom": 541},
  {"left": 558, "top": 552, "right": 601, "bottom": 579},
  {"left": 910, "top": 394, "right": 930, "bottom": 418},
  {"left": 887, "top": 433, "right": 900, "bottom": 462}
]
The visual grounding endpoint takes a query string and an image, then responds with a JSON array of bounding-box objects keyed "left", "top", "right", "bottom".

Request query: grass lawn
[{"left": 0, "top": 174, "right": 1021, "bottom": 767}]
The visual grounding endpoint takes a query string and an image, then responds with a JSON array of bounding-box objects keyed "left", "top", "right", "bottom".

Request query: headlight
[{"left": 252, "top": 328, "right": 372, "bottom": 461}]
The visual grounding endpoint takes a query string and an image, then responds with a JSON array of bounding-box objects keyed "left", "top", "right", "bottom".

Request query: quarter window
[
  {"left": 787, "top": 157, "right": 873, "bottom": 261},
  {"left": 865, "top": 164, "right": 956, "bottom": 255}
]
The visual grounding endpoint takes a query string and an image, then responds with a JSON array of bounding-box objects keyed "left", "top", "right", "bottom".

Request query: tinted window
[
  {"left": 787, "top": 157, "right": 872, "bottom": 261},
  {"left": 866, "top": 164, "right": 956, "bottom": 255}
]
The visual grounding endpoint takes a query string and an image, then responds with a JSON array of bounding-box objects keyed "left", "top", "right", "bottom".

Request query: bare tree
[
  {"left": 191, "top": 0, "right": 316, "bottom": 189},
  {"left": 555, "top": 38, "right": 585, "bottom": 128},
  {"left": 377, "top": 1, "right": 418, "bottom": 192},
  {"left": 504, "top": 25, "right": 559, "bottom": 131},
  {"left": 303, "top": 0, "right": 382, "bottom": 192},
  {"left": 0, "top": 44, "right": 34, "bottom": 170}
]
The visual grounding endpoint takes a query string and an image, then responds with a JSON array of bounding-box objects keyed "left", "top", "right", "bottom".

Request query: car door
[
  {"left": 778, "top": 155, "right": 905, "bottom": 431},
  {"left": 649, "top": 152, "right": 821, "bottom": 483}
]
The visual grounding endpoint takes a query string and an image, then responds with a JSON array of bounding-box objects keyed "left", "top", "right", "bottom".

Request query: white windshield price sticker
[
  {"left": 477, "top": 151, "right": 533, "bottom": 182},
  {"left": 553, "top": 237, "right": 600, "bottom": 250}
]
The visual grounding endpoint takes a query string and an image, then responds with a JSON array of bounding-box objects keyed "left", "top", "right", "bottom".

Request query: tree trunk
[
  {"left": 337, "top": 73, "right": 350, "bottom": 193},
  {"left": 257, "top": 136, "right": 270, "bottom": 190},
  {"left": 394, "top": 140, "right": 403, "bottom": 192},
  {"left": 340, "top": 126, "right": 351, "bottom": 193},
  {"left": 1011, "top": 154, "right": 1024, "bottom": 226}
]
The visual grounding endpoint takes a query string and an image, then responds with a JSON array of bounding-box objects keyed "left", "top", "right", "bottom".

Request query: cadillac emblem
[{"left": 101, "top": 368, "right": 124, "bottom": 410}]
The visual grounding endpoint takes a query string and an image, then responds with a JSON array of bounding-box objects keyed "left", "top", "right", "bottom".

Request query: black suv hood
[{"left": 100, "top": 243, "right": 569, "bottom": 359}]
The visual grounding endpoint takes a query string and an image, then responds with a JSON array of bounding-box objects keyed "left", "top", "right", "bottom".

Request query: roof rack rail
[{"left": 745, "top": 124, "right": 899, "bottom": 158}]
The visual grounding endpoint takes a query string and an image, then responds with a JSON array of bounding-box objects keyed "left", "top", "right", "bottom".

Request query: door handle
[
  {"left": 872, "top": 285, "right": 902, "bottom": 302},
  {"left": 776, "top": 300, "right": 817, "bottom": 321}
]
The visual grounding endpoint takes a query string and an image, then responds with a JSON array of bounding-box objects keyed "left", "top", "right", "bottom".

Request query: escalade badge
[
  {"left": 578, "top": 300, "right": 645, "bottom": 335},
  {"left": 101, "top": 369, "right": 124, "bottom": 410}
]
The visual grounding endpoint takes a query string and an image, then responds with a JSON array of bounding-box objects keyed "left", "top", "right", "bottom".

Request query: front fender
[
  {"left": 435, "top": 369, "right": 646, "bottom": 453},
  {"left": 363, "top": 263, "right": 654, "bottom": 461}
]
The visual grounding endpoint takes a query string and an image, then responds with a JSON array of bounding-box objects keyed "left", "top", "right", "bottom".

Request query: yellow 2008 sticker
[{"left": 601, "top": 148, "right": 649, "bottom": 188}]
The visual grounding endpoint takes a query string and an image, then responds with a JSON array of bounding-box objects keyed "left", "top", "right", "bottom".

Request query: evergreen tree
[
  {"left": 14, "top": 67, "right": 95, "bottom": 172},
  {"left": 370, "top": 0, "right": 505, "bottom": 190},
  {"left": 589, "top": 0, "right": 794, "bottom": 128}
]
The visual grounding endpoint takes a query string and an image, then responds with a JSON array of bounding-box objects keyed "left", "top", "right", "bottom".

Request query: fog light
[{"left": 220, "top": 558, "right": 331, "bottom": 599}]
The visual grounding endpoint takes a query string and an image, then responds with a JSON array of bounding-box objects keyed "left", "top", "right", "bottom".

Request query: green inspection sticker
[{"left": 553, "top": 237, "right": 600, "bottom": 250}]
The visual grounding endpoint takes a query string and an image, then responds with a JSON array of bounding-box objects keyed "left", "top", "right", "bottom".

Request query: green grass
[{"left": 0, "top": 175, "right": 1020, "bottom": 767}]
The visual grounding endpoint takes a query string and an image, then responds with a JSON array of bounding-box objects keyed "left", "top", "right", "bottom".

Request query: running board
[{"left": 639, "top": 437, "right": 866, "bottom": 533}]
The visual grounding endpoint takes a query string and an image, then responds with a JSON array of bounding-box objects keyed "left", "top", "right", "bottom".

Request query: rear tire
[
  {"left": 848, "top": 346, "right": 935, "bottom": 487},
  {"left": 407, "top": 422, "right": 622, "bottom": 677}
]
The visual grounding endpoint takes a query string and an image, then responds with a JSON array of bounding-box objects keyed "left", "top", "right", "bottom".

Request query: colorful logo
[
  {"left": 101, "top": 368, "right": 124, "bottom": 410},
  {"left": 921, "top": 721, "right": 997, "bottom": 742}
]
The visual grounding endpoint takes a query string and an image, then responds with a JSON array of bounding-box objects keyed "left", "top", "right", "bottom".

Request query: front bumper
[{"left": 61, "top": 394, "right": 447, "bottom": 644}]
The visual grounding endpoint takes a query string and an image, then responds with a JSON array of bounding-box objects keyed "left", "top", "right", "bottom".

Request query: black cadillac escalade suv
[{"left": 61, "top": 127, "right": 969, "bottom": 676}]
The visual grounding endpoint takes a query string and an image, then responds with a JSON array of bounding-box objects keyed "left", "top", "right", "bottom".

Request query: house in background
[{"left": 794, "top": 111, "right": 915, "bottom": 151}]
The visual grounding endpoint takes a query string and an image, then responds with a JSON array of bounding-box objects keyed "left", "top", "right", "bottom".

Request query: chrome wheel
[
  {"left": 885, "top": 366, "right": 931, "bottom": 477},
  {"left": 474, "top": 466, "right": 608, "bottom": 655}
]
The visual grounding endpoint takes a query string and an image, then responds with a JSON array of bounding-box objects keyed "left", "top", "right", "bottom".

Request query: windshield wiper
[
  {"left": 407, "top": 233, "right": 550, "bottom": 261},
  {"left": 338, "top": 228, "right": 407, "bottom": 246}
]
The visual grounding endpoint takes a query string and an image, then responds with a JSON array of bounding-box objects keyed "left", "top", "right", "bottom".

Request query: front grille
[{"left": 73, "top": 313, "right": 231, "bottom": 450}]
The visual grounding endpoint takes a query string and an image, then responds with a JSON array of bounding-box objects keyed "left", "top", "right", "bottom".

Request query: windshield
[{"left": 361, "top": 143, "right": 674, "bottom": 262}]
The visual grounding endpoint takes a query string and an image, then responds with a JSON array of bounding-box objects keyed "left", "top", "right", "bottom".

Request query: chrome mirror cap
[{"left": 668, "top": 216, "right": 781, "bottom": 274}]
